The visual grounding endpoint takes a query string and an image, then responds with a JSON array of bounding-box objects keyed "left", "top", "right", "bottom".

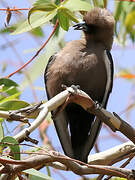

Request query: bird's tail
[
  {"left": 53, "top": 103, "right": 102, "bottom": 163},
  {"left": 66, "top": 103, "right": 95, "bottom": 162}
]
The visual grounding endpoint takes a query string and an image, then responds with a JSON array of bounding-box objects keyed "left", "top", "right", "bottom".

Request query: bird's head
[{"left": 73, "top": 8, "right": 115, "bottom": 50}]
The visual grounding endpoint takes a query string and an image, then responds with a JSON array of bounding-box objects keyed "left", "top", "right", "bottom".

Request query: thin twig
[
  {"left": 0, "top": 8, "right": 30, "bottom": 11},
  {"left": 6, "top": 19, "right": 59, "bottom": 78},
  {"left": 0, "top": 151, "right": 131, "bottom": 179}
]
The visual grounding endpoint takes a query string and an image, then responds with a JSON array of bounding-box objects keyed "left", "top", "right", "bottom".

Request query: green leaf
[
  {"left": 24, "top": 168, "right": 54, "bottom": 180},
  {"left": 12, "top": 10, "right": 57, "bottom": 35},
  {"left": 121, "top": 1, "right": 135, "bottom": 14},
  {"left": 125, "top": 10, "right": 135, "bottom": 34},
  {"left": 60, "top": 7, "right": 79, "bottom": 23},
  {"left": 64, "top": 0, "right": 91, "bottom": 11},
  {"left": 28, "top": 2, "right": 57, "bottom": 24},
  {"left": 57, "top": 7, "right": 78, "bottom": 31},
  {"left": 0, "top": 78, "right": 20, "bottom": 102},
  {"left": 0, "top": 92, "right": 21, "bottom": 104},
  {"left": 0, "top": 87, "right": 19, "bottom": 103},
  {"left": 34, "top": 0, "right": 54, "bottom": 6},
  {"left": 3, "top": 86, "right": 19, "bottom": 96},
  {"left": 93, "top": 0, "right": 99, "bottom": 7},
  {"left": 57, "top": 10, "right": 69, "bottom": 31},
  {"left": 0, "top": 120, "right": 4, "bottom": 141},
  {"left": 34, "top": 3, "right": 57, "bottom": 10},
  {"left": 114, "top": 1, "right": 123, "bottom": 22},
  {"left": 1, "top": 136, "right": 20, "bottom": 160},
  {"left": 2, "top": 63, "right": 8, "bottom": 73},
  {"left": 0, "top": 78, "right": 18, "bottom": 87},
  {"left": 31, "top": 27, "right": 44, "bottom": 37},
  {"left": 114, "top": 1, "right": 123, "bottom": 36},
  {"left": 0, "top": 100, "right": 30, "bottom": 111},
  {"left": 0, "top": 24, "right": 44, "bottom": 37},
  {"left": 0, "top": 26, "right": 16, "bottom": 34}
]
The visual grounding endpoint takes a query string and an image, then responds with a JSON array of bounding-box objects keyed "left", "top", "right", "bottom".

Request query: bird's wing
[
  {"left": 44, "top": 50, "right": 114, "bottom": 162},
  {"left": 44, "top": 54, "right": 74, "bottom": 158},
  {"left": 44, "top": 53, "right": 57, "bottom": 89},
  {"left": 102, "top": 49, "right": 114, "bottom": 107},
  {"left": 84, "top": 49, "right": 114, "bottom": 158}
]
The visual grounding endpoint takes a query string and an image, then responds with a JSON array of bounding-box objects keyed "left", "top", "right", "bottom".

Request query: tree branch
[
  {"left": 0, "top": 150, "right": 133, "bottom": 180},
  {"left": 0, "top": 86, "right": 135, "bottom": 144},
  {"left": 0, "top": 86, "right": 135, "bottom": 179}
]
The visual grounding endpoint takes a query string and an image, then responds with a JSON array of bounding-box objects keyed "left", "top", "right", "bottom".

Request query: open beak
[{"left": 73, "top": 22, "right": 88, "bottom": 31}]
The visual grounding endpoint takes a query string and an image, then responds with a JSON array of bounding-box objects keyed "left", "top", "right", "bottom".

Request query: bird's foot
[
  {"left": 71, "top": 85, "right": 80, "bottom": 91},
  {"left": 52, "top": 84, "right": 81, "bottom": 118},
  {"left": 67, "top": 85, "right": 80, "bottom": 95},
  {"left": 61, "top": 84, "right": 67, "bottom": 90},
  {"left": 128, "top": 170, "right": 135, "bottom": 180},
  {"left": 95, "top": 101, "right": 102, "bottom": 109},
  {"left": 61, "top": 84, "right": 80, "bottom": 91},
  {"left": 51, "top": 93, "right": 72, "bottom": 118},
  {"left": 52, "top": 85, "right": 81, "bottom": 118}
]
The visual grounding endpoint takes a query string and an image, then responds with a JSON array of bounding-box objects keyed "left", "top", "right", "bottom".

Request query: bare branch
[
  {"left": 0, "top": 86, "right": 134, "bottom": 145},
  {"left": 13, "top": 87, "right": 84, "bottom": 142},
  {"left": 0, "top": 86, "right": 135, "bottom": 179},
  {"left": 0, "top": 141, "right": 135, "bottom": 179},
  {"left": 88, "top": 141, "right": 135, "bottom": 165},
  {"left": 0, "top": 151, "right": 133, "bottom": 179}
]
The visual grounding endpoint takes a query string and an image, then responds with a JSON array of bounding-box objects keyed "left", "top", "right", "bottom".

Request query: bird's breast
[{"left": 46, "top": 50, "right": 107, "bottom": 102}]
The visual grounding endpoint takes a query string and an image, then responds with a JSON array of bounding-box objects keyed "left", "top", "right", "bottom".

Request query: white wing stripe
[{"left": 102, "top": 50, "right": 113, "bottom": 106}]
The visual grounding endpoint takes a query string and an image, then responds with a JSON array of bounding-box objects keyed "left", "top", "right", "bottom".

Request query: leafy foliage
[
  {"left": 0, "top": 78, "right": 30, "bottom": 110},
  {"left": 10, "top": 0, "right": 135, "bottom": 44},
  {"left": 23, "top": 168, "right": 54, "bottom": 180},
  {"left": 114, "top": 1, "right": 135, "bottom": 43},
  {"left": 0, "top": 119, "right": 4, "bottom": 141},
  {"left": 1, "top": 136, "right": 20, "bottom": 160},
  {"left": 13, "top": 0, "right": 91, "bottom": 34}
]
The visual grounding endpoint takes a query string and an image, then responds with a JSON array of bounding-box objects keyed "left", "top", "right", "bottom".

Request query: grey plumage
[{"left": 44, "top": 8, "right": 115, "bottom": 162}]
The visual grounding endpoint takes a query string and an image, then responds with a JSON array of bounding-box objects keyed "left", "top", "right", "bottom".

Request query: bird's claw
[
  {"left": 95, "top": 101, "right": 102, "bottom": 109},
  {"left": 128, "top": 169, "right": 135, "bottom": 180},
  {"left": 61, "top": 84, "right": 67, "bottom": 90},
  {"left": 52, "top": 85, "right": 81, "bottom": 118},
  {"left": 71, "top": 85, "right": 80, "bottom": 90},
  {"left": 70, "top": 85, "right": 80, "bottom": 95}
]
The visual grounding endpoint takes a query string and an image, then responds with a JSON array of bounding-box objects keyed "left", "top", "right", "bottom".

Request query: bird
[{"left": 44, "top": 7, "right": 115, "bottom": 163}]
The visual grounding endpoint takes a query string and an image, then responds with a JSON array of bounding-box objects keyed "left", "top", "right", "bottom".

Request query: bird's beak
[{"left": 73, "top": 22, "right": 88, "bottom": 31}]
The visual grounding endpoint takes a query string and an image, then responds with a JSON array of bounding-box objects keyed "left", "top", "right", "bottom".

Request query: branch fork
[{"left": 0, "top": 85, "right": 135, "bottom": 179}]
